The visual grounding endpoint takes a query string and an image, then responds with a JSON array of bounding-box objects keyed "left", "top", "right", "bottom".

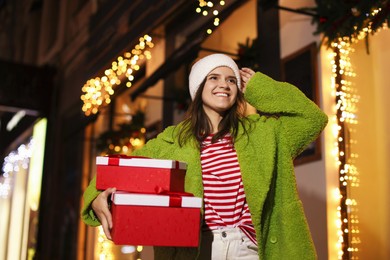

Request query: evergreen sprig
[
  {"left": 96, "top": 110, "right": 145, "bottom": 155},
  {"left": 304, "top": 0, "right": 390, "bottom": 47}
]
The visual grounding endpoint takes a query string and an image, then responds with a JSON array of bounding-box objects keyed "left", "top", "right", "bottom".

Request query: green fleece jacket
[{"left": 81, "top": 72, "right": 328, "bottom": 259}]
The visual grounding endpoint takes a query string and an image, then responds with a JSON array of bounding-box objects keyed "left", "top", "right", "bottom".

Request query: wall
[
  {"left": 279, "top": 0, "right": 328, "bottom": 259},
  {"left": 201, "top": 0, "right": 257, "bottom": 55},
  {"left": 349, "top": 29, "right": 390, "bottom": 259}
]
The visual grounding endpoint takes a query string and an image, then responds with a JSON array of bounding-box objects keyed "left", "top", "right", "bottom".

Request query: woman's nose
[{"left": 218, "top": 78, "right": 230, "bottom": 88}]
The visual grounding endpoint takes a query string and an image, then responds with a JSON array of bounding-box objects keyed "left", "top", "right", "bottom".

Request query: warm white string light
[
  {"left": 330, "top": 9, "right": 388, "bottom": 259},
  {"left": 1, "top": 139, "right": 34, "bottom": 199},
  {"left": 330, "top": 37, "right": 360, "bottom": 260},
  {"left": 85, "top": 35, "right": 152, "bottom": 251},
  {"left": 81, "top": 35, "right": 154, "bottom": 116}
]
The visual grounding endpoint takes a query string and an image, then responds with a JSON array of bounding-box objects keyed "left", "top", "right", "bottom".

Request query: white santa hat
[{"left": 188, "top": 53, "right": 241, "bottom": 100}]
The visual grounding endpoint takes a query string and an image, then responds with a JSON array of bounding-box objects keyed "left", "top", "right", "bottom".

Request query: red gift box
[
  {"left": 110, "top": 191, "right": 202, "bottom": 247},
  {"left": 96, "top": 156, "right": 187, "bottom": 193}
]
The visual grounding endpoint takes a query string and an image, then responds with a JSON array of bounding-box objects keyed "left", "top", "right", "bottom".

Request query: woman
[{"left": 81, "top": 53, "right": 328, "bottom": 259}]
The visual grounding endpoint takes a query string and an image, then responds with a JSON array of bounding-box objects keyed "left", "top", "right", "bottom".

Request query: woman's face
[{"left": 201, "top": 66, "right": 238, "bottom": 117}]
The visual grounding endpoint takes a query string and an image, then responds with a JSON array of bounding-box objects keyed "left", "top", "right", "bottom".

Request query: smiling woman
[{"left": 82, "top": 53, "right": 328, "bottom": 260}]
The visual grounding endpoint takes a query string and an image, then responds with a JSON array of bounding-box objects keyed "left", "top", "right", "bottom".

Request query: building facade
[{"left": 0, "top": 0, "right": 350, "bottom": 259}]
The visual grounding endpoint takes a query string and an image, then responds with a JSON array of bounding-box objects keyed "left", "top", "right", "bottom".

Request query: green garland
[
  {"left": 236, "top": 38, "right": 261, "bottom": 71},
  {"left": 304, "top": 0, "right": 390, "bottom": 47},
  {"left": 96, "top": 110, "right": 145, "bottom": 155}
]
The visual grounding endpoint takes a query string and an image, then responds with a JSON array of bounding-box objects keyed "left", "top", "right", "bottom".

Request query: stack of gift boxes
[{"left": 95, "top": 155, "right": 202, "bottom": 247}]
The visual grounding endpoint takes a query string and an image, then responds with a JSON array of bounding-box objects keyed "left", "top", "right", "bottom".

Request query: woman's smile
[
  {"left": 202, "top": 66, "right": 238, "bottom": 117},
  {"left": 213, "top": 92, "right": 230, "bottom": 97}
]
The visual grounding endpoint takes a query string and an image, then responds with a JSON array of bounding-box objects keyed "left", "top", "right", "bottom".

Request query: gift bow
[
  {"left": 155, "top": 186, "right": 194, "bottom": 208},
  {"left": 106, "top": 155, "right": 183, "bottom": 169},
  {"left": 107, "top": 155, "right": 148, "bottom": 165}
]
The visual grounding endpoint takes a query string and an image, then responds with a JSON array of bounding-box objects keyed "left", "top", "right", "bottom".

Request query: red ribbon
[
  {"left": 155, "top": 186, "right": 194, "bottom": 208},
  {"left": 168, "top": 196, "right": 182, "bottom": 207},
  {"left": 105, "top": 155, "right": 183, "bottom": 169},
  {"left": 108, "top": 157, "right": 120, "bottom": 165},
  {"left": 106, "top": 154, "right": 149, "bottom": 165}
]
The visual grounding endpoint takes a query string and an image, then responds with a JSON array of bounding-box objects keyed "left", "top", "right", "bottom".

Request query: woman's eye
[{"left": 228, "top": 78, "right": 237, "bottom": 84}]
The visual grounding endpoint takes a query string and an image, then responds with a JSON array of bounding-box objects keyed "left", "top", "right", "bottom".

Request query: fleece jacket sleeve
[
  {"left": 244, "top": 72, "right": 328, "bottom": 158},
  {"left": 80, "top": 176, "right": 102, "bottom": 226}
]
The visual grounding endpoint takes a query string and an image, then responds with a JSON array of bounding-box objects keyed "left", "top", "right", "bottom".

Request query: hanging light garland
[
  {"left": 1, "top": 139, "right": 34, "bottom": 199},
  {"left": 84, "top": 36, "right": 152, "bottom": 258},
  {"left": 328, "top": 7, "right": 388, "bottom": 259},
  {"left": 330, "top": 38, "right": 360, "bottom": 259},
  {"left": 195, "top": 0, "right": 225, "bottom": 35},
  {"left": 81, "top": 35, "right": 154, "bottom": 116}
]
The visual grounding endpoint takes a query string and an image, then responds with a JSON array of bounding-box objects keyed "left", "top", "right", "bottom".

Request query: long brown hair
[{"left": 178, "top": 78, "right": 248, "bottom": 147}]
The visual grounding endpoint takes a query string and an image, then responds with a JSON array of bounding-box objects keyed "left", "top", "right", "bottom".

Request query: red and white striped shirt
[{"left": 201, "top": 134, "right": 257, "bottom": 245}]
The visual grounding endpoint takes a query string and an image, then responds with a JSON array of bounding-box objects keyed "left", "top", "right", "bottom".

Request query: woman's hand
[
  {"left": 240, "top": 67, "right": 255, "bottom": 92},
  {"left": 91, "top": 187, "right": 116, "bottom": 239}
]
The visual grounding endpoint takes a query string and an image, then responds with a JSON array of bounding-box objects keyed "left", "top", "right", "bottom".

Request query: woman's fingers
[
  {"left": 100, "top": 214, "right": 112, "bottom": 240},
  {"left": 103, "top": 197, "right": 114, "bottom": 229},
  {"left": 240, "top": 68, "right": 255, "bottom": 81},
  {"left": 92, "top": 187, "right": 116, "bottom": 240},
  {"left": 240, "top": 68, "right": 255, "bottom": 91}
]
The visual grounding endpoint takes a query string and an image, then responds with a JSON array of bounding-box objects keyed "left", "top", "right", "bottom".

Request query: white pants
[{"left": 198, "top": 227, "right": 259, "bottom": 260}]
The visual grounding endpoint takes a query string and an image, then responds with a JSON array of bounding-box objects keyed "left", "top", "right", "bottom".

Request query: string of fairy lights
[
  {"left": 81, "top": 1, "right": 228, "bottom": 117},
  {"left": 81, "top": 35, "right": 154, "bottom": 258},
  {"left": 329, "top": 8, "right": 388, "bottom": 259},
  {"left": 0, "top": 140, "right": 34, "bottom": 199},
  {"left": 81, "top": 34, "right": 154, "bottom": 116},
  {"left": 330, "top": 38, "right": 360, "bottom": 259}
]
